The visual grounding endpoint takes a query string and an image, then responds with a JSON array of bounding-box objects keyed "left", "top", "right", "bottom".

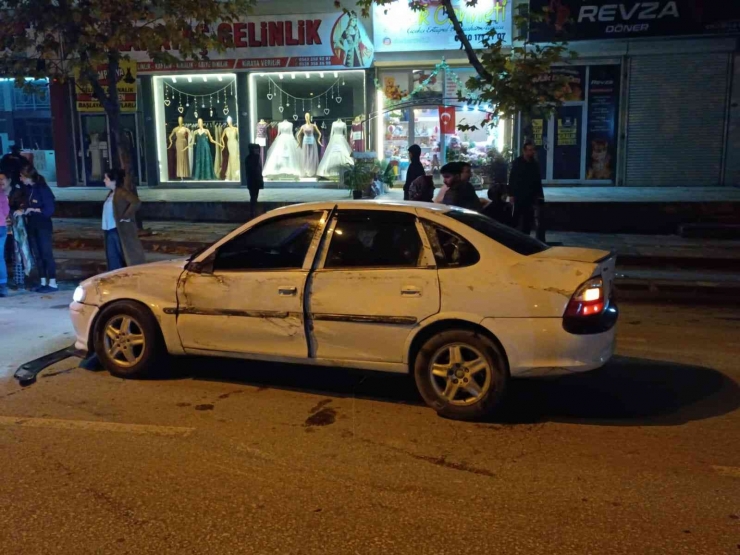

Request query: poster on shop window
[
  {"left": 553, "top": 106, "right": 582, "bottom": 180},
  {"left": 586, "top": 65, "right": 621, "bottom": 182}
]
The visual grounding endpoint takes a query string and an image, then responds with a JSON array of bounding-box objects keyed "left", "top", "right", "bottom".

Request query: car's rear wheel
[
  {"left": 93, "top": 301, "right": 164, "bottom": 379},
  {"left": 414, "top": 329, "right": 508, "bottom": 421}
]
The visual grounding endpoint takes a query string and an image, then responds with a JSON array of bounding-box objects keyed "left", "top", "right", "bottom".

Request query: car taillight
[{"left": 565, "top": 277, "right": 605, "bottom": 317}]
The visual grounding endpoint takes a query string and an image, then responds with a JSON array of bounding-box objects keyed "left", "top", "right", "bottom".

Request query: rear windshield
[{"left": 445, "top": 209, "right": 550, "bottom": 256}]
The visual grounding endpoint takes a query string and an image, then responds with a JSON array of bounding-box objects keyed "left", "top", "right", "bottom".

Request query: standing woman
[
  {"left": 102, "top": 169, "right": 146, "bottom": 271},
  {"left": 244, "top": 143, "right": 264, "bottom": 219},
  {"left": 20, "top": 167, "right": 57, "bottom": 292}
]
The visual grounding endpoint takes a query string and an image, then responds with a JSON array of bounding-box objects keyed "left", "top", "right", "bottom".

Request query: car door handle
[
  {"left": 401, "top": 287, "right": 421, "bottom": 297},
  {"left": 278, "top": 286, "right": 297, "bottom": 296}
]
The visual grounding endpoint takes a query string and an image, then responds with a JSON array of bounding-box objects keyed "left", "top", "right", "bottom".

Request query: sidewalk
[
  {"left": 49, "top": 186, "right": 740, "bottom": 234},
  {"left": 50, "top": 186, "right": 740, "bottom": 203},
  {"left": 39, "top": 218, "right": 740, "bottom": 300}
]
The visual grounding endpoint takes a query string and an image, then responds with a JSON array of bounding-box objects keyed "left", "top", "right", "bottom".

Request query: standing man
[
  {"left": 404, "top": 144, "right": 425, "bottom": 201},
  {"left": 509, "top": 141, "right": 546, "bottom": 242}
]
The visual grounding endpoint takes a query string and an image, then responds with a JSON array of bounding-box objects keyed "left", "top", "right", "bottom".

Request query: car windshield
[{"left": 445, "top": 209, "right": 550, "bottom": 256}]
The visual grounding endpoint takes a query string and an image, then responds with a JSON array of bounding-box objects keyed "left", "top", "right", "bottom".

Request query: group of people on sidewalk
[
  {"left": 402, "top": 140, "right": 546, "bottom": 242},
  {"left": 1, "top": 144, "right": 147, "bottom": 296},
  {"left": 0, "top": 146, "right": 59, "bottom": 296}
]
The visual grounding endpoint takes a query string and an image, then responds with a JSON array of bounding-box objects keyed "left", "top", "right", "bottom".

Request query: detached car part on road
[{"left": 70, "top": 201, "right": 618, "bottom": 421}]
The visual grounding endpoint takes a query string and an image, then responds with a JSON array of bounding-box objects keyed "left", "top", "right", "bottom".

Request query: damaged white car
[{"left": 70, "top": 201, "right": 618, "bottom": 420}]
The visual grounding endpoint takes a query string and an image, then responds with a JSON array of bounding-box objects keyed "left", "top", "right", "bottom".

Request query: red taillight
[{"left": 565, "top": 277, "right": 605, "bottom": 317}]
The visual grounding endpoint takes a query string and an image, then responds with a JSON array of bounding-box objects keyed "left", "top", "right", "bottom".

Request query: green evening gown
[{"left": 193, "top": 132, "right": 216, "bottom": 180}]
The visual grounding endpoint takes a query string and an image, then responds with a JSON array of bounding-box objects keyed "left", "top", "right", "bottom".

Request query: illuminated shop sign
[{"left": 373, "top": 0, "right": 512, "bottom": 52}]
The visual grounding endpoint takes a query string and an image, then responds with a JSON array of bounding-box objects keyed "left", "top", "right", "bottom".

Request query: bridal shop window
[
  {"left": 248, "top": 70, "right": 367, "bottom": 182},
  {"left": 152, "top": 73, "right": 240, "bottom": 183}
]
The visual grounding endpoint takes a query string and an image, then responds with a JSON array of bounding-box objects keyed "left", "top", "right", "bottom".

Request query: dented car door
[{"left": 176, "top": 211, "right": 327, "bottom": 358}]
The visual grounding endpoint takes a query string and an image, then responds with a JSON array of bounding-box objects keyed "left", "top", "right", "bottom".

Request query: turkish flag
[{"left": 438, "top": 106, "right": 456, "bottom": 134}]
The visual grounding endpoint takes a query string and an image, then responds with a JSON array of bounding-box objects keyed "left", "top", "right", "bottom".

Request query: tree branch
[{"left": 441, "top": 0, "right": 493, "bottom": 83}]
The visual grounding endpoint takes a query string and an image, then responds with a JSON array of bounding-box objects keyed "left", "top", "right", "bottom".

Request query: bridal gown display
[
  {"left": 317, "top": 120, "right": 353, "bottom": 178},
  {"left": 263, "top": 121, "right": 303, "bottom": 178}
]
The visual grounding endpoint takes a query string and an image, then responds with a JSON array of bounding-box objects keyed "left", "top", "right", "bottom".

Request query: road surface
[{"left": 0, "top": 293, "right": 738, "bottom": 554}]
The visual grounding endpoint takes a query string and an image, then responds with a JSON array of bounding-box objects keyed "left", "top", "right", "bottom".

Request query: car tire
[
  {"left": 414, "top": 329, "right": 508, "bottom": 421},
  {"left": 93, "top": 300, "right": 164, "bottom": 379}
]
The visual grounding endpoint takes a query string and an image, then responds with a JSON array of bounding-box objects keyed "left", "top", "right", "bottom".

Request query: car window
[
  {"left": 445, "top": 209, "right": 550, "bottom": 256},
  {"left": 422, "top": 221, "right": 480, "bottom": 268},
  {"left": 214, "top": 212, "right": 322, "bottom": 271},
  {"left": 324, "top": 210, "right": 423, "bottom": 269}
]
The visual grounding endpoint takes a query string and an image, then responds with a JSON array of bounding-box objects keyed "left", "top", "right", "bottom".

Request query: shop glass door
[
  {"left": 79, "top": 114, "right": 110, "bottom": 187},
  {"left": 120, "top": 113, "right": 145, "bottom": 186},
  {"left": 412, "top": 107, "right": 441, "bottom": 174},
  {"left": 552, "top": 105, "right": 583, "bottom": 181},
  {"left": 522, "top": 111, "right": 548, "bottom": 180}
]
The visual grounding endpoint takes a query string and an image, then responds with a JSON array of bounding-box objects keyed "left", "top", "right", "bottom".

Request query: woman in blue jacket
[{"left": 20, "top": 167, "right": 57, "bottom": 292}]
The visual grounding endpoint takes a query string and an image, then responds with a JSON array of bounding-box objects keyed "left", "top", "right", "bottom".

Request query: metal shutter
[{"left": 625, "top": 53, "right": 730, "bottom": 187}]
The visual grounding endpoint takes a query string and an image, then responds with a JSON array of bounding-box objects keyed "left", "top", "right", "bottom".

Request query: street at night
[
  {"left": 1, "top": 295, "right": 738, "bottom": 554},
  {"left": 2, "top": 0, "right": 740, "bottom": 553}
]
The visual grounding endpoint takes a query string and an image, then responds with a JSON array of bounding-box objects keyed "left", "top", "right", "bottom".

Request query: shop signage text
[
  {"left": 74, "top": 60, "right": 137, "bottom": 113},
  {"left": 130, "top": 12, "right": 374, "bottom": 72},
  {"left": 530, "top": 0, "right": 740, "bottom": 41},
  {"left": 373, "top": 0, "right": 512, "bottom": 53}
]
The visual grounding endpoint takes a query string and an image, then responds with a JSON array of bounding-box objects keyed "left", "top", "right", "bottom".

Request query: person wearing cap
[{"left": 403, "top": 144, "right": 426, "bottom": 201}]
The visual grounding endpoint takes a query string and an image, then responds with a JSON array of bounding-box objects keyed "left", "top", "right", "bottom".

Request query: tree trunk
[
  {"left": 441, "top": 0, "right": 493, "bottom": 83},
  {"left": 102, "top": 54, "right": 143, "bottom": 229}
]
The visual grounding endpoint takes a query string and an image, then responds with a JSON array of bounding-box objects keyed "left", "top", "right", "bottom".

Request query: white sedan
[{"left": 70, "top": 201, "right": 618, "bottom": 420}]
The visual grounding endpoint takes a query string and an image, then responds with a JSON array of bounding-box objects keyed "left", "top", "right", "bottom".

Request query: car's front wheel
[
  {"left": 93, "top": 301, "right": 164, "bottom": 379},
  {"left": 414, "top": 329, "right": 508, "bottom": 421}
]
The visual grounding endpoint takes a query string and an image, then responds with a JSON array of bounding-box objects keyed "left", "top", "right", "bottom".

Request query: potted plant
[
  {"left": 343, "top": 159, "right": 375, "bottom": 199},
  {"left": 376, "top": 159, "right": 396, "bottom": 192}
]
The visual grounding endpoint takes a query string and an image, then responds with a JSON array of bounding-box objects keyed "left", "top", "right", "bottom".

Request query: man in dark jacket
[
  {"left": 509, "top": 141, "right": 546, "bottom": 241},
  {"left": 403, "top": 144, "right": 425, "bottom": 201},
  {"left": 434, "top": 162, "right": 482, "bottom": 212}
]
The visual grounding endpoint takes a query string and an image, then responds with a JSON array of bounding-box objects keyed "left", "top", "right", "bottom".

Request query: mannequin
[
  {"left": 296, "top": 113, "right": 322, "bottom": 177},
  {"left": 263, "top": 119, "right": 303, "bottom": 178},
  {"left": 221, "top": 116, "right": 240, "bottom": 181},
  {"left": 317, "top": 118, "right": 353, "bottom": 178},
  {"left": 256, "top": 119, "right": 268, "bottom": 147},
  {"left": 256, "top": 119, "right": 268, "bottom": 165},
  {"left": 167, "top": 116, "right": 190, "bottom": 179},
  {"left": 190, "top": 118, "right": 221, "bottom": 180},
  {"left": 351, "top": 115, "right": 364, "bottom": 152}
]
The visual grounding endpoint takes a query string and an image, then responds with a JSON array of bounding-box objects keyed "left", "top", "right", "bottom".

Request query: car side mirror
[{"left": 189, "top": 252, "right": 215, "bottom": 275}]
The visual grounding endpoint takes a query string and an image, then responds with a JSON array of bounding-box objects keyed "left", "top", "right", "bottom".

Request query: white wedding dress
[
  {"left": 317, "top": 120, "right": 353, "bottom": 178},
  {"left": 263, "top": 121, "right": 302, "bottom": 178}
]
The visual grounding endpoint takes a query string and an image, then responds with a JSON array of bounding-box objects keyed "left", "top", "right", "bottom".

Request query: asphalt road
[{"left": 0, "top": 298, "right": 738, "bottom": 554}]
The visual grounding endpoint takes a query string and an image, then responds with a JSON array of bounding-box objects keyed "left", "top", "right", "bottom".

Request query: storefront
[
  {"left": 372, "top": 0, "right": 513, "bottom": 185},
  {"left": 519, "top": 63, "right": 622, "bottom": 185},
  {"left": 136, "top": 10, "right": 373, "bottom": 188},
  {"left": 376, "top": 64, "right": 509, "bottom": 185},
  {"left": 528, "top": 0, "right": 740, "bottom": 187},
  {"left": 55, "top": 7, "right": 374, "bottom": 188},
  {"left": 0, "top": 78, "right": 57, "bottom": 184}
]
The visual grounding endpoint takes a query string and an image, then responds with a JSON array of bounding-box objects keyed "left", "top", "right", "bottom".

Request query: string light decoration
[
  {"left": 267, "top": 77, "right": 341, "bottom": 117},
  {"left": 163, "top": 77, "right": 236, "bottom": 120}
]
